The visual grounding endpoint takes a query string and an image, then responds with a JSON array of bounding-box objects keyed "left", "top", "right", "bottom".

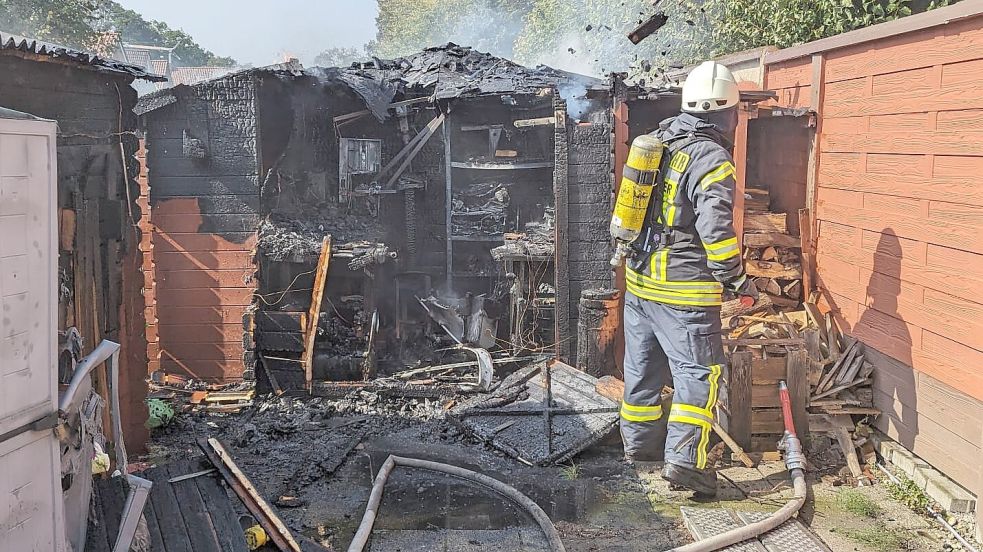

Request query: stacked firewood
[{"left": 742, "top": 187, "right": 803, "bottom": 309}]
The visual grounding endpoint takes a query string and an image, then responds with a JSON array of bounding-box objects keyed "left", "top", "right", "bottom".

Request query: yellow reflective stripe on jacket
[
  {"left": 626, "top": 269, "right": 723, "bottom": 294},
  {"left": 703, "top": 237, "right": 740, "bottom": 262},
  {"left": 621, "top": 401, "right": 664, "bottom": 422},
  {"left": 700, "top": 161, "right": 736, "bottom": 190},
  {"left": 664, "top": 179, "right": 680, "bottom": 226},
  {"left": 650, "top": 249, "right": 670, "bottom": 282},
  {"left": 625, "top": 274, "right": 723, "bottom": 296},
  {"left": 626, "top": 281, "right": 724, "bottom": 307},
  {"left": 706, "top": 248, "right": 740, "bottom": 262}
]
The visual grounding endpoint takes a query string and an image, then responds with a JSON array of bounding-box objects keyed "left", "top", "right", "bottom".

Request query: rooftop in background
[
  {"left": 170, "top": 66, "right": 234, "bottom": 86},
  {"left": 0, "top": 31, "right": 165, "bottom": 81}
]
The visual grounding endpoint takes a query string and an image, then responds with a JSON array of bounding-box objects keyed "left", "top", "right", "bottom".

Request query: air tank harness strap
[{"left": 630, "top": 133, "right": 709, "bottom": 261}]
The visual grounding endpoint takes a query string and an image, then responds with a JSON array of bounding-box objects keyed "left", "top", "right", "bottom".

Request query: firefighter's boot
[{"left": 662, "top": 461, "right": 718, "bottom": 497}]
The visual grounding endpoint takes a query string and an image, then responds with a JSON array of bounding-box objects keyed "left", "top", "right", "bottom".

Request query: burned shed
[
  {"left": 0, "top": 32, "right": 163, "bottom": 451},
  {"left": 139, "top": 44, "right": 615, "bottom": 391}
]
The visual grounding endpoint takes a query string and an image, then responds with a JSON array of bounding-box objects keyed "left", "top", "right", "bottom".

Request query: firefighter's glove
[{"left": 728, "top": 275, "right": 759, "bottom": 307}]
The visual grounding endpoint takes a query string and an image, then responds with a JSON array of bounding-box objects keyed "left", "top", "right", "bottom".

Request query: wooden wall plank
[
  {"left": 816, "top": 199, "right": 983, "bottom": 255},
  {"left": 765, "top": 58, "right": 814, "bottom": 89},
  {"left": 157, "top": 323, "right": 245, "bottom": 343},
  {"left": 822, "top": 16, "right": 983, "bottom": 82},
  {"left": 156, "top": 306, "right": 249, "bottom": 326},
  {"left": 159, "top": 359, "right": 245, "bottom": 381},
  {"left": 152, "top": 251, "right": 256, "bottom": 271},
  {"left": 822, "top": 130, "right": 983, "bottom": 156},
  {"left": 817, "top": 173, "right": 983, "bottom": 207},
  {"left": 155, "top": 269, "right": 255, "bottom": 289},
  {"left": 154, "top": 288, "right": 255, "bottom": 306},
  {"left": 825, "top": 80, "right": 983, "bottom": 117},
  {"left": 153, "top": 232, "right": 256, "bottom": 252}
]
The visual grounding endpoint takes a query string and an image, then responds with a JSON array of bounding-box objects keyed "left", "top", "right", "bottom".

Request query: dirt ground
[{"left": 147, "top": 393, "right": 980, "bottom": 551}]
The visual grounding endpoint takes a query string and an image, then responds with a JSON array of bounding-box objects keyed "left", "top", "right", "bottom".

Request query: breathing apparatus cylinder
[{"left": 610, "top": 133, "right": 664, "bottom": 266}]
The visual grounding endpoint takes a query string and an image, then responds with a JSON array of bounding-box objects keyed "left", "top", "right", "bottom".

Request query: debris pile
[
  {"left": 148, "top": 373, "right": 257, "bottom": 415},
  {"left": 723, "top": 290, "right": 879, "bottom": 482},
  {"left": 257, "top": 217, "right": 387, "bottom": 262},
  {"left": 447, "top": 360, "right": 618, "bottom": 466}
]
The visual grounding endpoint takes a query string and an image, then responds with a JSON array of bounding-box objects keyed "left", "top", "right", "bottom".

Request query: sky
[{"left": 115, "top": 0, "right": 379, "bottom": 66}]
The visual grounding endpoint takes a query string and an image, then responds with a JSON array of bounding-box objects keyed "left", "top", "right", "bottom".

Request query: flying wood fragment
[{"left": 628, "top": 12, "right": 669, "bottom": 44}]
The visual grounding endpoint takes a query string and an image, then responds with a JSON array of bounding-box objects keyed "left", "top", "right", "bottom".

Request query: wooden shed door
[{"left": 0, "top": 115, "right": 64, "bottom": 550}]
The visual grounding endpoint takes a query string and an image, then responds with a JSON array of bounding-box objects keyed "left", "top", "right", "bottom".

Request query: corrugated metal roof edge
[
  {"left": 764, "top": 1, "right": 983, "bottom": 65},
  {"left": 0, "top": 30, "right": 167, "bottom": 81}
]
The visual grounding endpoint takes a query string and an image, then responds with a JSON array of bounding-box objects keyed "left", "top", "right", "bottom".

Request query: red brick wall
[{"left": 766, "top": 13, "right": 983, "bottom": 494}]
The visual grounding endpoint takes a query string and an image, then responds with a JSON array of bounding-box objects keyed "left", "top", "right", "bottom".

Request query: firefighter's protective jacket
[{"left": 626, "top": 113, "right": 749, "bottom": 308}]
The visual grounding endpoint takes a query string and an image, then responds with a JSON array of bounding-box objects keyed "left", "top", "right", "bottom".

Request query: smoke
[
  {"left": 558, "top": 79, "right": 591, "bottom": 120},
  {"left": 373, "top": 0, "right": 718, "bottom": 82}
]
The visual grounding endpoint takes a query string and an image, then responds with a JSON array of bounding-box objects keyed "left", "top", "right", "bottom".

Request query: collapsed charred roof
[
  {"left": 139, "top": 44, "right": 615, "bottom": 389},
  {"left": 335, "top": 43, "right": 604, "bottom": 120}
]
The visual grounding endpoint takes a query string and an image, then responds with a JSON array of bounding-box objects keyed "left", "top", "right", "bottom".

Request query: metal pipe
[
  {"left": 347, "top": 455, "right": 566, "bottom": 552},
  {"left": 667, "top": 380, "right": 809, "bottom": 552},
  {"left": 59, "top": 340, "right": 120, "bottom": 413},
  {"left": 876, "top": 463, "right": 980, "bottom": 552}
]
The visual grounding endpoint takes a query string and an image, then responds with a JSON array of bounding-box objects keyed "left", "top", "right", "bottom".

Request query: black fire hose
[{"left": 347, "top": 455, "right": 566, "bottom": 552}]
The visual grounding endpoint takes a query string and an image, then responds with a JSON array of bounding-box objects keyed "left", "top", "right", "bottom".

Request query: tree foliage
[
  {"left": 372, "top": 0, "right": 533, "bottom": 59},
  {"left": 705, "top": 0, "right": 953, "bottom": 54},
  {"left": 0, "top": 0, "right": 234, "bottom": 66},
  {"left": 313, "top": 46, "right": 364, "bottom": 68},
  {"left": 0, "top": 0, "right": 99, "bottom": 47},
  {"left": 372, "top": 0, "right": 955, "bottom": 76}
]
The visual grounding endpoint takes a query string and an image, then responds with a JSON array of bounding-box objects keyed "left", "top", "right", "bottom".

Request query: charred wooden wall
[
  {"left": 765, "top": 10, "right": 983, "bottom": 495},
  {"left": 562, "top": 120, "right": 614, "bottom": 364},
  {"left": 0, "top": 54, "right": 148, "bottom": 449},
  {"left": 144, "top": 73, "right": 260, "bottom": 381}
]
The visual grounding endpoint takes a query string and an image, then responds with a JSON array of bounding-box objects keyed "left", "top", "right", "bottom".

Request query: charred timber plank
[
  {"left": 302, "top": 236, "right": 332, "bottom": 392},
  {"left": 255, "top": 312, "right": 304, "bottom": 332},
  {"left": 554, "top": 99, "right": 571, "bottom": 361},
  {"left": 164, "top": 461, "right": 223, "bottom": 552},
  {"left": 193, "top": 459, "right": 250, "bottom": 551},
  {"left": 199, "top": 439, "right": 302, "bottom": 552},
  {"left": 143, "top": 465, "right": 195, "bottom": 552},
  {"left": 257, "top": 331, "right": 304, "bottom": 352}
]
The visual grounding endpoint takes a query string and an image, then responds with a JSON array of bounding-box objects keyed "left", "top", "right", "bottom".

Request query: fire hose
[
  {"left": 668, "top": 381, "right": 808, "bottom": 552},
  {"left": 347, "top": 455, "right": 566, "bottom": 552}
]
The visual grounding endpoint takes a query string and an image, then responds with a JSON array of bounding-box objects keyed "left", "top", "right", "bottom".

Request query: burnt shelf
[
  {"left": 449, "top": 235, "right": 504, "bottom": 242},
  {"left": 451, "top": 161, "right": 554, "bottom": 170}
]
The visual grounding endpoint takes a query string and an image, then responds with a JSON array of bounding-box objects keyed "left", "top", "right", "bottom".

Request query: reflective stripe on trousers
[{"left": 621, "top": 292, "right": 726, "bottom": 468}]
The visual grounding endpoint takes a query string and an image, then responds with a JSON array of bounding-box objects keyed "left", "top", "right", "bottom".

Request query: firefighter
[{"left": 619, "top": 61, "right": 758, "bottom": 496}]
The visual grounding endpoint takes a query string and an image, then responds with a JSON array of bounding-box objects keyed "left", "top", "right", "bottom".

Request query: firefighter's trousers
[{"left": 620, "top": 293, "right": 726, "bottom": 469}]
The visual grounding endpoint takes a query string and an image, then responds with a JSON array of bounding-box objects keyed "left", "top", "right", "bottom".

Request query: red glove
[{"left": 739, "top": 295, "right": 755, "bottom": 308}]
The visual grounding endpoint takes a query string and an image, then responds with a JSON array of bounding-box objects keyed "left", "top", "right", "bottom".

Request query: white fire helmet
[{"left": 681, "top": 61, "right": 740, "bottom": 113}]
